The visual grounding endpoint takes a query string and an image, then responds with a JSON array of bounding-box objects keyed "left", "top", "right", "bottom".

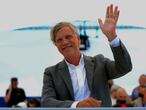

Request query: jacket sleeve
[{"left": 103, "top": 40, "right": 132, "bottom": 79}]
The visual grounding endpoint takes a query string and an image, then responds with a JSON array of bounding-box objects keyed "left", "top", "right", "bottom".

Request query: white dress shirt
[{"left": 65, "top": 54, "right": 90, "bottom": 108}]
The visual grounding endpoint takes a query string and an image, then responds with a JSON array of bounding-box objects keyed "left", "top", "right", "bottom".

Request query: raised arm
[{"left": 4, "top": 84, "right": 12, "bottom": 103}]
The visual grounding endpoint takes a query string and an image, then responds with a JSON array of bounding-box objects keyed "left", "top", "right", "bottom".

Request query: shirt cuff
[
  {"left": 70, "top": 101, "right": 80, "bottom": 108},
  {"left": 109, "top": 37, "right": 120, "bottom": 47}
]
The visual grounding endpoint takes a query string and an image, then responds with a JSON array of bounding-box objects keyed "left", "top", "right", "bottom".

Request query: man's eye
[
  {"left": 66, "top": 35, "right": 72, "bottom": 39},
  {"left": 56, "top": 39, "right": 62, "bottom": 43}
]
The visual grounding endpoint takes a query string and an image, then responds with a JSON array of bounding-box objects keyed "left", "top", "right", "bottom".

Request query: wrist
[
  {"left": 107, "top": 34, "right": 117, "bottom": 42},
  {"left": 110, "top": 37, "right": 120, "bottom": 47}
]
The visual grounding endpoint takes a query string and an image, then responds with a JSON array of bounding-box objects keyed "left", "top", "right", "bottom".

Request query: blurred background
[{"left": 0, "top": 0, "right": 146, "bottom": 97}]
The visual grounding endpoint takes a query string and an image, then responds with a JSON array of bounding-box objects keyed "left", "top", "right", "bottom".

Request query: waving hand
[{"left": 98, "top": 4, "right": 120, "bottom": 41}]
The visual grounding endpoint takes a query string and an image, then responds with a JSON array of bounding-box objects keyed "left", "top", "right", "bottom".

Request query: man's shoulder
[
  {"left": 16, "top": 88, "right": 25, "bottom": 92},
  {"left": 84, "top": 54, "right": 105, "bottom": 61},
  {"left": 44, "top": 60, "right": 65, "bottom": 73}
]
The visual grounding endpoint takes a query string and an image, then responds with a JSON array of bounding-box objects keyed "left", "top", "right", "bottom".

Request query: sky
[
  {"left": 0, "top": 0, "right": 146, "bottom": 96},
  {"left": 0, "top": 0, "right": 146, "bottom": 31}
]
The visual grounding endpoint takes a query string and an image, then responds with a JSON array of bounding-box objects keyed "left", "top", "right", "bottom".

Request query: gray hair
[{"left": 50, "top": 22, "right": 79, "bottom": 44}]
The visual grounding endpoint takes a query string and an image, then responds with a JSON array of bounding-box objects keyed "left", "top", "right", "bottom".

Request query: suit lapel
[
  {"left": 57, "top": 56, "right": 94, "bottom": 99},
  {"left": 84, "top": 55, "right": 94, "bottom": 91},
  {"left": 58, "top": 60, "right": 74, "bottom": 100}
]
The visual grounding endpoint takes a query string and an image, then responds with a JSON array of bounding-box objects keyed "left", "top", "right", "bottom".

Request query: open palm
[{"left": 98, "top": 4, "right": 120, "bottom": 41}]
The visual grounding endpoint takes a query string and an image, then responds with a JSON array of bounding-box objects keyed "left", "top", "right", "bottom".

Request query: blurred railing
[{"left": 0, "top": 108, "right": 145, "bottom": 110}]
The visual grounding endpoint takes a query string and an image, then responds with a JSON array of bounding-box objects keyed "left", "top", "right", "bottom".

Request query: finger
[
  {"left": 89, "top": 98, "right": 102, "bottom": 107},
  {"left": 98, "top": 18, "right": 103, "bottom": 29},
  {"left": 114, "top": 6, "right": 120, "bottom": 23},
  {"left": 91, "top": 98, "right": 102, "bottom": 105},
  {"left": 109, "top": 4, "right": 113, "bottom": 18},
  {"left": 115, "top": 10, "right": 120, "bottom": 23},
  {"left": 114, "top": 6, "right": 118, "bottom": 17},
  {"left": 106, "top": 6, "right": 109, "bottom": 18},
  {"left": 87, "top": 98, "right": 98, "bottom": 107}
]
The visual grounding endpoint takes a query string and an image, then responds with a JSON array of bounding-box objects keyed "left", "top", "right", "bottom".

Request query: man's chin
[{"left": 62, "top": 51, "right": 74, "bottom": 58}]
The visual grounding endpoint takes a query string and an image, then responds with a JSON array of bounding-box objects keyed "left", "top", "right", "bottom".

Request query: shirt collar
[{"left": 65, "top": 54, "right": 84, "bottom": 69}]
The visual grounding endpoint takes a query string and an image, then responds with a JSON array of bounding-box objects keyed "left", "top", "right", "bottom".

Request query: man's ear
[{"left": 77, "top": 36, "right": 81, "bottom": 44}]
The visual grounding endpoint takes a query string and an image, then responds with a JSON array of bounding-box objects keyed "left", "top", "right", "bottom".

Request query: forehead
[
  {"left": 12, "top": 80, "right": 17, "bottom": 83},
  {"left": 56, "top": 26, "right": 75, "bottom": 36}
]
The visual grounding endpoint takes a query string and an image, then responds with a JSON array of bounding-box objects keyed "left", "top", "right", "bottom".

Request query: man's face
[
  {"left": 118, "top": 92, "right": 127, "bottom": 101},
  {"left": 54, "top": 26, "right": 80, "bottom": 58},
  {"left": 139, "top": 76, "right": 146, "bottom": 86},
  {"left": 11, "top": 81, "right": 18, "bottom": 88}
]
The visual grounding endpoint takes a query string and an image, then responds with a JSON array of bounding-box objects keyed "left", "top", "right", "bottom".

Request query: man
[
  {"left": 131, "top": 74, "right": 146, "bottom": 100},
  {"left": 4, "top": 77, "right": 26, "bottom": 107},
  {"left": 110, "top": 84, "right": 121, "bottom": 106},
  {"left": 41, "top": 4, "right": 132, "bottom": 107},
  {"left": 113, "top": 88, "right": 133, "bottom": 107},
  {"left": 133, "top": 84, "right": 146, "bottom": 107}
]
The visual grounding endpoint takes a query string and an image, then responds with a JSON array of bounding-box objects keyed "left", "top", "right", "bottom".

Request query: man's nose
[{"left": 62, "top": 38, "right": 69, "bottom": 45}]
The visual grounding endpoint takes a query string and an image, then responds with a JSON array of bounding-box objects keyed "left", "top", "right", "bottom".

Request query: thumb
[
  {"left": 98, "top": 100, "right": 102, "bottom": 104},
  {"left": 98, "top": 18, "right": 103, "bottom": 29}
]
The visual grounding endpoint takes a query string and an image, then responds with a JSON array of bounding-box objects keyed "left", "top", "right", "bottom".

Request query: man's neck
[{"left": 65, "top": 53, "right": 81, "bottom": 66}]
